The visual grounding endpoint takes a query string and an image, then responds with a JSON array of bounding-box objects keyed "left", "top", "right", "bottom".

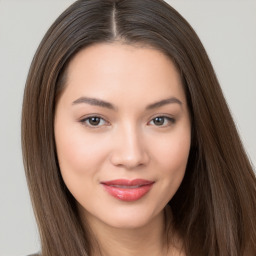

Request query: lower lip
[{"left": 102, "top": 184, "right": 154, "bottom": 202}]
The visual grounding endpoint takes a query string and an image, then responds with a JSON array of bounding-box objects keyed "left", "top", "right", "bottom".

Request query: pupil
[
  {"left": 89, "top": 117, "right": 100, "bottom": 125},
  {"left": 154, "top": 117, "right": 164, "bottom": 126}
]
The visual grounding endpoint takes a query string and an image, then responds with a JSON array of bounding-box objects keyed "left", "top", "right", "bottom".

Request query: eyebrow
[
  {"left": 146, "top": 97, "right": 182, "bottom": 110},
  {"left": 72, "top": 97, "right": 116, "bottom": 110},
  {"left": 72, "top": 96, "right": 182, "bottom": 110}
]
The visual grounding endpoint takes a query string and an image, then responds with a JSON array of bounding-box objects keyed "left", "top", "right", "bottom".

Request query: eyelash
[
  {"left": 148, "top": 116, "right": 176, "bottom": 127},
  {"left": 80, "top": 116, "right": 109, "bottom": 128},
  {"left": 79, "top": 115, "right": 176, "bottom": 128}
]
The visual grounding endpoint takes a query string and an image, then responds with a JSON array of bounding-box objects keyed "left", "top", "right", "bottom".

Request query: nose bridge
[{"left": 110, "top": 122, "right": 148, "bottom": 168}]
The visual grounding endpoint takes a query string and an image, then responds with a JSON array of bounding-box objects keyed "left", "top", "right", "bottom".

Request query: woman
[{"left": 22, "top": 0, "right": 256, "bottom": 255}]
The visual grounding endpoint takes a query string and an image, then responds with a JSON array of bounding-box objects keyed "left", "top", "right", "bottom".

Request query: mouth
[{"left": 100, "top": 179, "right": 155, "bottom": 202}]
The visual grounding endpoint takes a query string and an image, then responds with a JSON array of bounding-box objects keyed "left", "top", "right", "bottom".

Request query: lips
[{"left": 101, "top": 179, "right": 154, "bottom": 202}]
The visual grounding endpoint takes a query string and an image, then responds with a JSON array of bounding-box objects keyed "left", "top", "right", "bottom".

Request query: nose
[{"left": 110, "top": 124, "right": 149, "bottom": 169}]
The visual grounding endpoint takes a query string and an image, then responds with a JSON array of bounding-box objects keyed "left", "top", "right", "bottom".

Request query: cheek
[
  {"left": 56, "top": 125, "right": 104, "bottom": 169},
  {"left": 54, "top": 126, "right": 111, "bottom": 207},
  {"left": 154, "top": 131, "right": 190, "bottom": 171},
  {"left": 151, "top": 127, "right": 191, "bottom": 192},
  {"left": 54, "top": 123, "right": 111, "bottom": 195}
]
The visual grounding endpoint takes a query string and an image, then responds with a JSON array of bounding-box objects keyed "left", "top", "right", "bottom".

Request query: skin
[{"left": 54, "top": 42, "right": 190, "bottom": 256}]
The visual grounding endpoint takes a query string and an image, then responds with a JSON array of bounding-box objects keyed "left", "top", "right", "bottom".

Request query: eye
[
  {"left": 149, "top": 116, "right": 175, "bottom": 127},
  {"left": 80, "top": 116, "right": 108, "bottom": 128}
]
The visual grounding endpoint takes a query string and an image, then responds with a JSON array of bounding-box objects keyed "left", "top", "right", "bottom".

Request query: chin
[
  {"left": 96, "top": 204, "right": 163, "bottom": 230},
  {"left": 107, "top": 216, "right": 150, "bottom": 229}
]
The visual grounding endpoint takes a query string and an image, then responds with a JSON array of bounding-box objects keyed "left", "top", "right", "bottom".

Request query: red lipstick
[{"left": 101, "top": 179, "right": 154, "bottom": 202}]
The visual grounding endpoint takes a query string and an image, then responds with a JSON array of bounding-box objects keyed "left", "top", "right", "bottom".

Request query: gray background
[{"left": 0, "top": 1, "right": 255, "bottom": 255}]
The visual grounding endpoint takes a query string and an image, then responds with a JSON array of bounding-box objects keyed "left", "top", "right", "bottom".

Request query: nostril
[{"left": 109, "top": 149, "right": 149, "bottom": 169}]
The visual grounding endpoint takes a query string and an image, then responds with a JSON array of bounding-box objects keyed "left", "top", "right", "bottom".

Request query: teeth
[{"left": 110, "top": 185, "right": 141, "bottom": 189}]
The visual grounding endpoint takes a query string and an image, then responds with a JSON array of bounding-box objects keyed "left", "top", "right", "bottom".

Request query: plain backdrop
[{"left": 0, "top": 1, "right": 255, "bottom": 255}]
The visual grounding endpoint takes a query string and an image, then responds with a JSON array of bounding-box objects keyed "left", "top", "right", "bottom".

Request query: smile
[{"left": 101, "top": 179, "right": 155, "bottom": 202}]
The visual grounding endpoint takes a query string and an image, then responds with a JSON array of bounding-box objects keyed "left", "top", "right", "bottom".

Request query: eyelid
[
  {"left": 79, "top": 115, "right": 110, "bottom": 128},
  {"left": 78, "top": 114, "right": 176, "bottom": 128},
  {"left": 147, "top": 115, "right": 176, "bottom": 127}
]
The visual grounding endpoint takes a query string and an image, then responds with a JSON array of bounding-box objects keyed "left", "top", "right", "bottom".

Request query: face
[{"left": 54, "top": 43, "right": 191, "bottom": 230}]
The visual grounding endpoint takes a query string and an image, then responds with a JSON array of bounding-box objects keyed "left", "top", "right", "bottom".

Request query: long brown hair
[{"left": 22, "top": 0, "right": 256, "bottom": 255}]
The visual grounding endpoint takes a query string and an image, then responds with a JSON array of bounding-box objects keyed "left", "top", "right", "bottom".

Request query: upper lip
[{"left": 101, "top": 179, "right": 154, "bottom": 186}]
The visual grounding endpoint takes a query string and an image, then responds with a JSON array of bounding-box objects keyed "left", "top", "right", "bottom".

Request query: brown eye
[
  {"left": 149, "top": 116, "right": 175, "bottom": 127},
  {"left": 153, "top": 117, "right": 165, "bottom": 126},
  {"left": 80, "top": 116, "right": 107, "bottom": 127},
  {"left": 88, "top": 117, "right": 101, "bottom": 126}
]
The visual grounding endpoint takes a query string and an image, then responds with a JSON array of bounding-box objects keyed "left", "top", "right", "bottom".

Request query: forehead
[{"left": 61, "top": 42, "right": 186, "bottom": 106}]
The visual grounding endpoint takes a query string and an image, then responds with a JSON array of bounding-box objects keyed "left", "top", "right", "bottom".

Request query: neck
[{"left": 85, "top": 208, "right": 172, "bottom": 256}]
